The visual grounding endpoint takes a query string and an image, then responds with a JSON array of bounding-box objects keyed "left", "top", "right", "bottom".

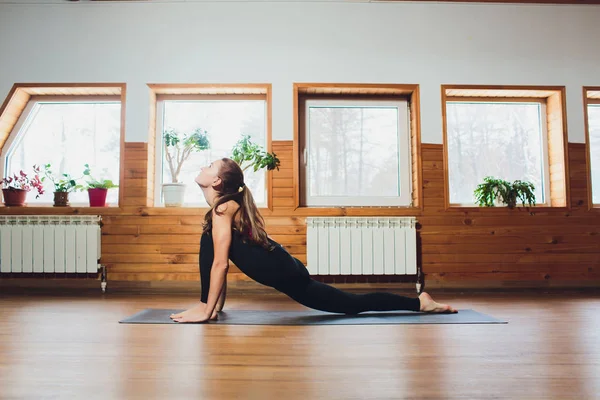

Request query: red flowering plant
[{"left": 0, "top": 165, "right": 45, "bottom": 198}]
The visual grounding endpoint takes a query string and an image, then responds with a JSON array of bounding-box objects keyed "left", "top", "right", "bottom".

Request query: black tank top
[{"left": 201, "top": 230, "right": 309, "bottom": 291}]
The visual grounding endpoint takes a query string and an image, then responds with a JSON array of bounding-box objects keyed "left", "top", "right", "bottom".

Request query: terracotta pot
[
  {"left": 88, "top": 188, "right": 108, "bottom": 207},
  {"left": 53, "top": 191, "right": 70, "bottom": 207},
  {"left": 2, "top": 188, "right": 27, "bottom": 206}
]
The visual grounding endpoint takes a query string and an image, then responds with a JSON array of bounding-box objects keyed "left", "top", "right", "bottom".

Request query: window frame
[
  {"left": 444, "top": 97, "right": 552, "bottom": 207},
  {"left": 441, "top": 85, "right": 570, "bottom": 211},
  {"left": 300, "top": 98, "right": 412, "bottom": 207},
  {"left": 583, "top": 87, "right": 600, "bottom": 210},
  {"left": 153, "top": 93, "right": 270, "bottom": 208},
  {"left": 0, "top": 95, "right": 123, "bottom": 207}
]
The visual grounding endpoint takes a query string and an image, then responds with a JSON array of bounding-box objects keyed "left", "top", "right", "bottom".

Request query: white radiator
[
  {"left": 306, "top": 217, "right": 417, "bottom": 276},
  {"left": 0, "top": 216, "right": 101, "bottom": 274}
]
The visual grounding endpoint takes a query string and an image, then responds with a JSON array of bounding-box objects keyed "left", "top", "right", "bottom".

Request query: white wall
[{"left": 0, "top": 1, "right": 599, "bottom": 143}]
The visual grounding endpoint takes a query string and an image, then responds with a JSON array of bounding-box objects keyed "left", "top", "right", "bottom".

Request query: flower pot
[
  {"left": 162, "top": 183, "right": 186, "bottom": 207},
  {"left": 88, "top": 188, "right": 108, "bottom": 207},
  {"left": 53, "top": 191, "right": 70, "bottom": 207},
  {"left": 2, "top": 188, "right": 27, "bottom": 206}
]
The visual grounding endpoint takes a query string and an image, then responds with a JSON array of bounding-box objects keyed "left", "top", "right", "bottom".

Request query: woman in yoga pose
[{"left": 170, "top": 158, "right": 457, "bottom": 323}]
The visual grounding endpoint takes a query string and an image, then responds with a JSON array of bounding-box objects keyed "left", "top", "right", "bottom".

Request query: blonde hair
[{"left": 202, "top": 158, "right": 272, "bottom": 250}]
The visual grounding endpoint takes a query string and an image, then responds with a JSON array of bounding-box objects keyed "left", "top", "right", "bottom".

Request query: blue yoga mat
[{"left": 119, "top": 308, "right": 507, "bottom": 325}]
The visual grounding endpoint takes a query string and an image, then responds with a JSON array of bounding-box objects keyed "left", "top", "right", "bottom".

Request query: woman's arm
[
  {"left": 215, "top": 278, "right": 227, "bottom": 312},
  {"left": 202, "top": 205, "right": 233, "bottom": 321}
]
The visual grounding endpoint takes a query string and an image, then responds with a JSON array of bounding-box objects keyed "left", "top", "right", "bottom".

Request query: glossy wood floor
[{"left": 1, "top": 288, "right": 599, "bottom": 400}]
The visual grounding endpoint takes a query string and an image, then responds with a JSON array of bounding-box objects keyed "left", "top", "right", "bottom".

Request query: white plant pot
[{"left": 162, "top": 183, "right": 186, "bottom": 207}]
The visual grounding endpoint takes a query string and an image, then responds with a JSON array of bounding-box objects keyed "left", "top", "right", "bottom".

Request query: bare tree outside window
[
  {"left": 303, "top": 100, "right": 411, "bottom": 207},
  {"left": 446, "top": 102, "right": 548, "bottom": 205}
]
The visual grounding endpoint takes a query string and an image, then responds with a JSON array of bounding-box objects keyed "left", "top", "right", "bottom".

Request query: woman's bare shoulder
[{"left": 214, "top": 200, "right": 240, "bottom": 217}]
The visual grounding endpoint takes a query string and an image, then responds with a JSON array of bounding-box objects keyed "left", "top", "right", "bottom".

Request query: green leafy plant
[
  {"left": 474, "top": 176, "right": 536, "bottom": 209},
  {"left": 42, "top": 164, "right": 83, "bottom": 193},
  {"left": 231, "top": 135, "right": 281, "bottom": 172},
  {"left": 82, "top": 164, "right": 118, "bottom": 189},
  {"left": 164, "top": 127, "right": 211, "bottom": 183}
]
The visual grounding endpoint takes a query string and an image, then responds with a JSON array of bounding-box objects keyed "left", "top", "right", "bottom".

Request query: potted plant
[
  {"left": 231, "top": 134, "right": 281, "bottom": 172},
  {"left": 82, "top": 164, "right": 119, "bottom": 207},
  {"left": 0, "top": 165, "right": 44, "bottom": 206},
  {"left": 474, "top": 176, "right": 536, "bottom": 209},
  {"left": 162, "top": 127, "right": 210, "bottom": 207},
  {"left": 42, "top": 164, "right": 83, "bottom": 207}
]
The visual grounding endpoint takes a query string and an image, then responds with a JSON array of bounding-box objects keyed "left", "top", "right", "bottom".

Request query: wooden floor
[{"left": 1, "top": 288, "right": 599, "bottom": 400}]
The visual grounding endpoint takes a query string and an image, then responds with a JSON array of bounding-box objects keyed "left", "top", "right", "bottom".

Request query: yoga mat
[{"left": 119, "top": 309, "right": 507, "bottom": 325}]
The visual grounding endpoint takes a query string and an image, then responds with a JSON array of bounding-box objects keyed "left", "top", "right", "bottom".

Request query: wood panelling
[
  {"left": 122, "top": 142, "right": 148, "bottom": 207},
  {"left": 23, "top": 140, "right": 590, "bottom": 287},
  {"left": 2, "top": 139, "right": 598, "bottom": 288}
]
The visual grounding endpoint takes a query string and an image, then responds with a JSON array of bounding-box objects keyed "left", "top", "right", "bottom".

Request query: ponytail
[{"left": 202, "top": 158, "right": 272, "bottom": 250}]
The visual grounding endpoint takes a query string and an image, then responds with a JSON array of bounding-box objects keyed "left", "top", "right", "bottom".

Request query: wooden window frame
[
  {"left": 441, "top": 85, "right": 570, "bottom": 211},
  {"left": 293, "top": 83, "right": 423, "bottom": 213},
  {"left": 0, "top": 83, "right": 126, "bottom": 210},
  {"left": 583, "top": 87, "right": 600, "bottom": 211},
  {"left": 147, "top": 84, "right": 274, "bottom": 211}
]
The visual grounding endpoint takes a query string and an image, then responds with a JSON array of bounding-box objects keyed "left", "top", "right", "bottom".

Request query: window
[
  {"left": 1, "top": 96, "right": 121, "bottom": 205},
  {"left": 301, "top": 99, "right": 412, "bottom": 207},
  {"left": 446, "top": 101, "right": 549, "bottom": 205},
  {"left": 155, "top": 96, "right": 267, "bottom": 207},
  {"left": 588, "top": 103, "right": 600, "bottom": 205},
  {"left": 442, "top": 86, "right": 568, "bottom": 208}
]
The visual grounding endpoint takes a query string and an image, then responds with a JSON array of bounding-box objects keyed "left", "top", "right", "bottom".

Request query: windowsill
[
  {"left": 291, "top": 205, "right": 423, "bottom": 215},
  {"left": 0, "top": 203, "right": 119, "bottom": 207},
  {"left": 126, "top": 206, "right": 274, "bottom": 216},
  {"left": 0, "top": 205, "right": 122, "bottom": 215},
  {"left": 152, "top": 204, "right": 269, "bottom": 208},
  {"left": 444, "top": 205, "right": 569, "bottom": 212}
]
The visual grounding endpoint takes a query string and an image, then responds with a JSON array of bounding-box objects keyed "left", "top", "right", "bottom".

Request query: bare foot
[
  {"left": 419, "top": 292, "right": 458, "bottom": 313},
  {"left": 170, "top": 302, "right": 206, "bottom": 319},
  {"left": 172, "top": 308, "right": 211, "bottom": 323}
]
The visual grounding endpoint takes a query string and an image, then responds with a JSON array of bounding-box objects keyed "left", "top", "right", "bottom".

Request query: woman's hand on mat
[{"left": 418, "top": 292, "right": 458, "bottom": 313}]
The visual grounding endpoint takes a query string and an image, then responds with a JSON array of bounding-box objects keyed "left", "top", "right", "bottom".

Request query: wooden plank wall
[
  {"left": 95, "top": 141, "right": 600, "bottom": 288},
  {"left": 2, "top": 141, "right": 596, "bottom": 288}
]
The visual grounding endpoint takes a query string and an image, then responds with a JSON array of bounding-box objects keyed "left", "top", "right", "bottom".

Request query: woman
[{"left": 170, "top": 158, "right": 457, "bottom": 323}]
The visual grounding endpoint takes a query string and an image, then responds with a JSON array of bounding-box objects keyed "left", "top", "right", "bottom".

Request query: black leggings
[{"left": 199, "top": 234, "right": 421, "bottom": 314}]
